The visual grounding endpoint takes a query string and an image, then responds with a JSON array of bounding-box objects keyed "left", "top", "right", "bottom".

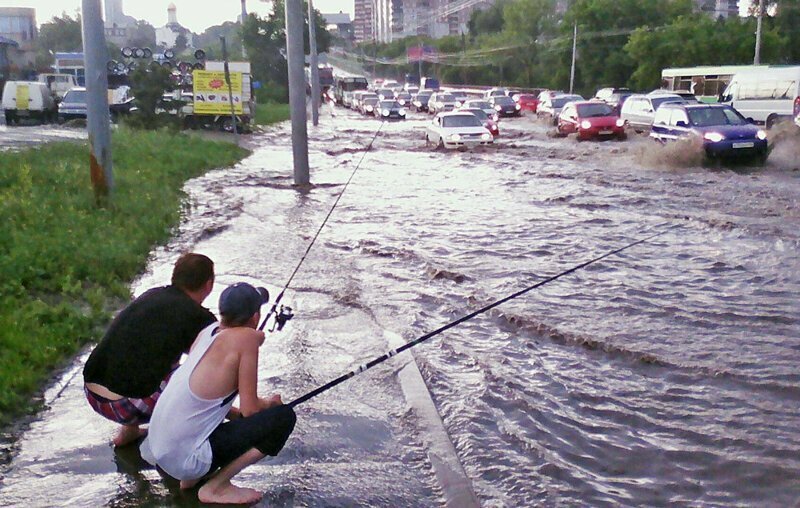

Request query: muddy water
[
  {"left": 2, "top": 107, "right": 799, "bottom": 507},
  {"left": 0, "top": 123, "right": 86, "bottom": 151}
]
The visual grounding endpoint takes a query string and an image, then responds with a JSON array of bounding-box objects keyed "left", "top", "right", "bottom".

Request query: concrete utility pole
[
  {"left": 81, "top": 0, "right": 113, "bottom": 200},
  {"left": 220, "top": 36, "right": 240, "bottom": 146},
  {"left": 286, "top": 0, "right": 310, "bottom": 185},
  {"left": 754, "top": 0, "right": 765, "bottom": 65},
  {"left": 418, "top": 42, "right": 423, "bottom": 79},
  {"left": 240, "top": 0, "right": 248, "bottom": 58},
  {"left": 308, "top": 0, "right": 320, "bottom": 126},
  {"left": 569, "top": 21, "right": 577, "bottom": 94}
]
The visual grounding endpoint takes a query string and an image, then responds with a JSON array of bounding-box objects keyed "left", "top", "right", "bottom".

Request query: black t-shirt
[{"left": 83, "top": 285, "right": 217, "bottom": 398}]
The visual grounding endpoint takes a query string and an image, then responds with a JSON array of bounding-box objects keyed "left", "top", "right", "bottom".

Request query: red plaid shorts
[{"left": 84, "top": 365, "right": 177, "bottom": 425}]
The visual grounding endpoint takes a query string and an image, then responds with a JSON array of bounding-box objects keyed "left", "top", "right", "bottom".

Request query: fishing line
[
  {"left": 287, "top": 225, "right": 676, "bottom": 407},
  {"left": 259, "top": 120, "right": 386, "bottom": 332}
]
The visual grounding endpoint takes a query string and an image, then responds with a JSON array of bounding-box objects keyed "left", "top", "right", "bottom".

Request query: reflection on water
[{"left": 1, "top": 108, "right": 799, "bottom": 506}]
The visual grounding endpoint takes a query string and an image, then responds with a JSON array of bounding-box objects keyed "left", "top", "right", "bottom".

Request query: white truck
[
  {"left": 188, "top": 61, "right": 253, "bottom": 132},
  {"left": 2, "top": 81, "right": 58, "bottom": 125}
]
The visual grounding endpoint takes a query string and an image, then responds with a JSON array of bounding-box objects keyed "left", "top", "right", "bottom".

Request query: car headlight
[
  {"left": 515, "top": 104, "right": 521, "bottom": 110},
  {"left": 399, "top": 108, "right": 406, "bottom": 116},
  {"left": 703, "top": 132, "right": 725, "bottom": 143},
  {"left": 756, "top": 129, "right": 767, "bottom": 140},
  {"left": 382, "top": 109, "right": 390, "bottom": 116},
  {"left": 456, "top": 101, "right": 462, "bottom": 107},
  {"left": 398, "top": 99, "right": 405, "bottom": 105},
  {"left": 450, "top": 134, "right": 461, "bottom": 141},
  {"left": 366, "top": 106, "right": 373, "bottom": 112},
  {"left": 495, "top": 105, "right": 502, "bottom": 111},
  {"left": 580, "top": 120, "right": 592, "bottom": 129},
  {"left": 615, "top": 119, "right": 625, "bottom": 127},
  {"left": 436, "top": 102, "right": 443, "bottom": 107},
  {"left": 481, "top": 133, "right": 491, "bottom": 140},
  {"left": 493, "top": 114, "right": 499, "bottom": 122}
]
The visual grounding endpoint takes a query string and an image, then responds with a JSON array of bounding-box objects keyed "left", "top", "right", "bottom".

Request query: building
[
  {"left": 156, "top": 3, "right": 195, "bottom": 49},
  {"left": 323, "top": 12, "right": 354, "bottom": 41},
  {"left": 0, "top": 7, "right": 36, "bottom": 77},
  {"left": 104, "top": 0, "right": 137, "bottom": 46},
  {"left": 695, "top": 0, "right": 740, "bottom": 18},
  {"left": 354, "top": 0, "right": 375, "bottom": 42},
  {"left": 401, "top": 0, "right": 494, "bottom": 40}
]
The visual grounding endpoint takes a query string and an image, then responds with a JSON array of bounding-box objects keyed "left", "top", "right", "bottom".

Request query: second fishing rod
[{"left": 259, "top": 121, "right": 386, "bottom": 333}]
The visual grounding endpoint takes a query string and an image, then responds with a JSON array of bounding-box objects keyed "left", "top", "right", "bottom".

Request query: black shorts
[{"left": 207, "top": 404, "right": 296, "bottom": 472}]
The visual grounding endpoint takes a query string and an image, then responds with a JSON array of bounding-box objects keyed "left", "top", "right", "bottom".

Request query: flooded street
[
  {"left": 0, "top": 123, "right": 86, "bottom": 151},
  {"left": 1, "top": 106, "right": 799, "bottom": 507}
]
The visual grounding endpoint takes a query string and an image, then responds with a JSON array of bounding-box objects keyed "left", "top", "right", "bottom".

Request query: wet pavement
[
  {"left": 0, "top": 122, "right": 86, "bottom": 151},
  {"left": 1, "top": 105, "right": 800, "bottom": 507}
]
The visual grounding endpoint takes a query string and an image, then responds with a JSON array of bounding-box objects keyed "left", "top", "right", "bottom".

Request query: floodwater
[
  {"left": 0, "top": 122, "right": 86, "bottom": 151},
  {"left": 1, "top": 106, "right": 799, "bottom": 507}
]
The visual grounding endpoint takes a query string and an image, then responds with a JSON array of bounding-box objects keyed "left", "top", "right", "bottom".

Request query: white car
[
  {"left": 425, "top": 112, "right": 494, "bottom": 149},
  {"left": 483, "top": 88, "right": 507, "bottom": 100},
  {"left": 460, "top": 99, "right": 497, "bottom": 119},
  {"left": 428, "top": 92, "right": 458, "bottom": 115}
]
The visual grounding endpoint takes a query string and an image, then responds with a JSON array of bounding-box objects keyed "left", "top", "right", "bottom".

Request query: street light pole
[
  {"left": 569, "top": 21, "right": 577, "bottom": 94},
  {"left": 308, "top": 0, "right": 320, "bottom": 126},
  {"left": 286, "top": 0, "right": 310, "bottom": 185},
  {"left": 754, "top": 0, "right": 764, "bottom": 65}
]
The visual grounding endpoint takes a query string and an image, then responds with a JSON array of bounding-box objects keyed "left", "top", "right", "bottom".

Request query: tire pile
[{"left": 107, "top": 48, "right": 207, "bottom": 88}]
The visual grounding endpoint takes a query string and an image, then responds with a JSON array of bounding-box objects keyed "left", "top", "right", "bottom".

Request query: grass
[
  {"left": 0, "top": 128, "right": 249, "bottom": 426},
  {"left": 254, "top": 102, "right": 291, "bottom": 126}
]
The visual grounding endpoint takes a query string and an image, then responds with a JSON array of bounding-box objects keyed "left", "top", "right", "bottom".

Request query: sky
[{"left": 0, "top": 0, "right": 354, "bottom": 33}]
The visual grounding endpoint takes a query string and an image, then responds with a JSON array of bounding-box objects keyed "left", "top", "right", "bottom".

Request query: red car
[
  {"left": 517, "top": 94, "right": 539, "bottom": 113},
  {"left": 462, "top": 108, "right": 500, "bottom": 137},
  {"left": 557, "top": 100, "right": 626, "bottom": 141}
]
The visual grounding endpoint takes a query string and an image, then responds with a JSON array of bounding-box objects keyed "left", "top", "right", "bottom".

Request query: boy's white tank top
[{"left": 140, "top": 323, "right": 236, "bottom": 480}]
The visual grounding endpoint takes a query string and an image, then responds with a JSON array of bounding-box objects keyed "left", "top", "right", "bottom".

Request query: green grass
[
  {"left": 0, "top": 128, "right": 249, "bottom": 425},
  {"left": 254, "top": 102, "right": 291, "bottom": 126}
]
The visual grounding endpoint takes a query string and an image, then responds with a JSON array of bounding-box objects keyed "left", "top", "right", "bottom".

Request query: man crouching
[{"left": 140, "top": 282, "right": 296, "bottom": 505}]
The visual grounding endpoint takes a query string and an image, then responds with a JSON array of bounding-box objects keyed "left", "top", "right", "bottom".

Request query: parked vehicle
[
  {"left": 460, "top": 99, "right": 497, "bottom": 119},
  {"left": 537, "top": 94, "right": 584, "bottom": 125},
  {"left": 517, "top": 94, "right": 539, "bottom": 113},
  {"left": 719, "top": 66, "right": 800, "bottom": 128},
  {"left": 2, "top": 81, "right": 58, "bottom": 124},
  {"left": 620, "top": 93, "right": 685, "bottom": 133},
  {"left": 557, "top": 100, "right": 626, "bottom": 141},
  {"left": 57, "top": 86, "right": 135, "bottom": 123},
  {"left": 461, "top": 107, "right": 499, "bottom": 138},
  {"left": 489, "top": 95, "right": 522, "bottom": 117},
  {"left": 334, "top": 76, "right": 369, "bottom": 104},
  {"left": 428, "top": 92, "right": 458, "bottom": 115},
  {"left": 421, "top": 77, "right": 440, "bottom": 91},
  {"left": 360, "top": 96, "right": 380, "bottom": 116},
  {"left": 395, "top": 92, "right": 413, "bottom": 107},
  {"left": 425, "top": 112, "right": 493, "bottom": 149},
  {"left": 377, "top": 100, "right": 407, "bottom": 120},
  {"left": 650, "top": 103, "right": 768, "bottom": 163},
  {"left": 37, "top": 73, "right": 78, "bottom": 99},
  {"left": 412, "top": 91, "right": 432, "bottom": 112}
]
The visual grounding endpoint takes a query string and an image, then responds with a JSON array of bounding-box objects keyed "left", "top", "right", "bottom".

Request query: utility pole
[
  {"left": 418, "top": 41, "right": 423, "bottom": 79},
  {"left": 240, "top": 0, "right": 248, "bottom": 58},
  {"left": 81, "top": 0, "right": 113, "bottom": 200},
  {"left": 220, "top": 37, "right": 239, "bottom": 146},
  {"left": 461, "top": 32, "right": 467, "bottom": 84},
  {"left": 308, "top": 0, "right": 320, "bottom": 126},
  {"left": 754, "top": 0, "right": 764, "bottom": 65},
  {"left": 569, "top": 21, "right": 577, "bottom": 94},
  {"left": 286, "top": 0, "right": 310, "bottom": 185}
]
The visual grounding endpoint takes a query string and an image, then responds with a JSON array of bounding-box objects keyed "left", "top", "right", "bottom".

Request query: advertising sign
[{"left": 192, "top": 70, "right": 243, "bottom": 115}]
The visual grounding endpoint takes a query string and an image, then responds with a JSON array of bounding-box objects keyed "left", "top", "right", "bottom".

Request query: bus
[
  {"left": 333, "top": 76, "right": 368, "bottom": 104},
  {"left": 660, "top": 65, "right": 761, "bottom": 103}
]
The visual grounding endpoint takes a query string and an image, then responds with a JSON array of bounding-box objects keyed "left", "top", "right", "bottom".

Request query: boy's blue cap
[{"left": 219, "top": 283, "right": 269, "bottom": 323}]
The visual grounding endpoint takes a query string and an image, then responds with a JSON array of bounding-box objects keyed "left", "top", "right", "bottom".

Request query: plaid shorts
[{"left": 84, "top": 365, "right": 177, "bottom": 426}]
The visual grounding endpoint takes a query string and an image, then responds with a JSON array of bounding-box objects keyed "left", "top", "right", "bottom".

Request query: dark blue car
[{"left": 650, "top": 103, "right": 768, "bottom": 163}]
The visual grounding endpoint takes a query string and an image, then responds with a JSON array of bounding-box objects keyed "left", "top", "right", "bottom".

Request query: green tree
[
  {"left": 128, "top": 20, "right": 157, "bottom": 50},
  {"left": 127, "top": 64, "right": 176, "bottom": 129},
  {"left": 35, "top": 13, "right": 83, "bottom": 69},
  {"left": 468, "top": 0, "right": 508, "bottom": 36}
]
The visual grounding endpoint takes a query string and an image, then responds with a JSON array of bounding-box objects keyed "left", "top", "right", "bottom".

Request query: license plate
[
  {"left": 599, "top": 130, "right": 613, "bottom": 135},
  {"left": 732, "top": 142, "right": 754, "bottom": 149}
]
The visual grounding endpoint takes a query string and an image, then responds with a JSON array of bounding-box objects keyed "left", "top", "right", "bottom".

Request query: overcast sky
[{"left": 0, "top": 0, "right": 354, "bottom": 33}]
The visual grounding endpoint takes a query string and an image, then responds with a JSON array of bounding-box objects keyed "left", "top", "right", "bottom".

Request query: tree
[
  {"left": 468, "top": 1, "right": 508, "bottom": 36},
  {"left": 35, "top": 13, "right": 83, "bottom": 69},
  {"left": 174, "top": 33, "right": 188, "bottom": 54},
  {"left": 128, "top": 20, "right": 157, "bottom": 50},
  {"left": 127, "top": 63, "right": 175, "bottom": 129}
]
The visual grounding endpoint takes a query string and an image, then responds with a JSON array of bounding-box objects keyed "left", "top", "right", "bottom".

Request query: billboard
[
  {"left": 407, "top": 45, "right": 438, "bottom": 63},
  {"left": 192, "top": 70, "right": 243, "bottom": 115}
]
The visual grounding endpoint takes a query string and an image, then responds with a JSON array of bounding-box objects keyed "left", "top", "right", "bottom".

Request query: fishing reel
[{"left": 270, "top": 305, "right": 294, "bottom": 332}]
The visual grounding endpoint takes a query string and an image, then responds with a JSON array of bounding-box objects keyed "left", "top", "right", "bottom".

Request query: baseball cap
[{"left": 219, "top": 283, "right": 270, "bottom": 324}]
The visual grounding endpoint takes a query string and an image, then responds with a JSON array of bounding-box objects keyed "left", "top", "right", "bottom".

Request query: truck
[{"left": 188, "top": 61, "right": 254, "bottom": 132}]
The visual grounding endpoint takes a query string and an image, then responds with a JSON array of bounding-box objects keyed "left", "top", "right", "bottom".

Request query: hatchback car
[
  {"left": 412, "top": 92, "right": 433, "bottom": 112},
  {"left": 490, "top": 95, "right": 521, "bottom": 117},
  {"left": 426, "top": 112, "right": 494, "bottom": 149},
  {"left": 377, "top": 100, "right": 407, "bottom": 120},
  {"left": 620, "top": 93, "right": 686, "bottom": 133},
  {"left": 395, "top": 92, "right": 413, "bottom": 107},
  {"left": 517, "top": 94, "right": 539, "bottom": 112},
  {"left": 461, "top": 107, "right": 500, "bottom": 138},
  {"left": 360, "top": 97, "right": 380, "bottom": 116},
  {"left": 537, "top": 94, "right": 584, "bottom": 125},
  {"left": 650, "top": 103, "right": 768, "bottom": 163},
  {"left": 375, "top": 88, "right": 395, "bottom": 101},
  {"left": 558, "top": 101, "right": 625, "bottom": 141}
]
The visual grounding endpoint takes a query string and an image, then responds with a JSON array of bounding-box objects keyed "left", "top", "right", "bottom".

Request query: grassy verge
[
  {"left": 0, "top": 128, "right": 249, "bottom": 425},
  {"left": 254, "top": 102, "right": 291, "bottom": 126}
]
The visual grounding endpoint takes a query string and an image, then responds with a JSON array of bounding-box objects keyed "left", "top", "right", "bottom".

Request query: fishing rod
[
  {"left": 259, "top": 121, "right": 386, "bottom": 332},
  {"left": 287, "top": 225, "right": 675, "bottom": 408}
]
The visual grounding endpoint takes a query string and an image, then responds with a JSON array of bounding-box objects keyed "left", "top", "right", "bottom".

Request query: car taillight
[{"left": 794, "top": 96, "right": 800, "bottom": 117}]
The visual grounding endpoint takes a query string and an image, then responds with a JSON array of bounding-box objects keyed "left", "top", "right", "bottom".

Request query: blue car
[{"left": 650, "top": 103, "right": 768, "bottom": 163}]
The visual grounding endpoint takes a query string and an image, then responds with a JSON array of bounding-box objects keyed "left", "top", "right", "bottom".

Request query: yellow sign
[
  {"left": 192, "top": 70, "right": 243, "bottom": 115},
  {"left": 16, "top": 85, "right": 30, "bottom": 111}
]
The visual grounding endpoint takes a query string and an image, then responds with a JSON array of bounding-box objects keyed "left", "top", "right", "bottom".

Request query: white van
[
  {"left": 2, "top": 81, "right": 58, "bottom": 125},
  {"left": 719, "top": 66, "right": 800, "bottom": 128},
  {"left": 37, "top": 73, "right": 78, "bottom": 99}
]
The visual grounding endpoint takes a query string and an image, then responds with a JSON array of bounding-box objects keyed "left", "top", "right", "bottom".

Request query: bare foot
[
  {"left": 198, "top": 481, "right": 263, "bottom": 505},
  {"left": 112, "top": 425, "right": 146, "bottom": 447},
  {"left": 180, "top": 479, "right": 200, "bottom": 490}
]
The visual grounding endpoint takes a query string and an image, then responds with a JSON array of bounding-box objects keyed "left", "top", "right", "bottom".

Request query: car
[
  {"left": 411, "top": 91, "right": 433, "bottom": 112},
  {"left": 57, "top": 86, "right": 134, "bottom": 123},
  {"left": 489, "top": 95, "right": 522, "bottom": 117},
  {"left": 2, "top": 81, "right": 58, "bottom": 124},
  {"left": 342, "top": 91, "right": 355, "bottom": 108},
  {"left": 649, "top": 89, "right": 699, "bottom": 103},
  {"left": 620, "top": 93, "right": 686, "bottom": 133},
  {"left": 516, "top": 94, "right": 539, "bottom": 113},
  {"left": 461, "top": 107, "right": 500, "bottom": 138},
  {"left": 360, "top": 96, "right": 380, "bottom": 116},
  {"left": 719, "top": 66, "right": 800, "bottom": 128},
  {"left": 460, "top": 99, "right": 497, "bottom": 119},
  {"left": 505, "top": 89, "right": 525, "bottom": 101},
  {"left": 425, "top": 111, "right": 494, "bottom": 149},
  {"left": 537, "top": 94, "right": 584, "bottom": 125},
  {"left": 537, "top": 90, "right": 563, "bottom": 105},
  {"left": 353, "top": 92, "right": 378, "bottom": 111},
  {"left": 595, "top": 87, "right": 633, "bottom": 113},
  {"left": 395, "top": 92, "right": 413, "bottom": 107},
  {"left": 650, "top": 103, "right": 768, "bottom": 163},
  {"left": 375, "top": 88, "right": 395, "bottom": 101},
  {"left": 450, "top": 90, "right": 470, "bottom": 107},
  {"left": 405, "top": 86, "right": 420, "bottom": 95},
  {"left": 428, "top": 92, "right": 459, "bottom": 115},
  {"left": 484, "top": 88, "right": 507, "bottom": 99},
  {"left": 382, "top": 80, "right": 401, "bottom": 91},
  {"left": 557, "top": 100, "right": 626, "bottom": 141},
  {"left": 376, "top": 100, "right": 407, "bottom": 120},
  {"left": 351, "top": 90, "right": 368, "bottom": 110}
]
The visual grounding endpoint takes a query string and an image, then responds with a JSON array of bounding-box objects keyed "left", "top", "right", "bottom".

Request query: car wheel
[
  {"left": 755, "top": 151, "right": 768, "bottom": 166},
  {"left": 425, "top": 134, "right": 431, "bottom": 147},
  {"left": 436, "top": 137, "right": 444, "bottom": 150},
  {"left": 5, "top": 112, "right": 13, "bottom": 125}
]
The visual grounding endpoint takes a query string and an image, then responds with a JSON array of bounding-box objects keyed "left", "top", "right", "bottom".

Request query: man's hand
[{"left": 259, "top": 394, "right": 283, "bottom": 410}]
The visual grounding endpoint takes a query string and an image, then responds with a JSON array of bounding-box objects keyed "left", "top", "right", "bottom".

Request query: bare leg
[
  {"left": 197, "top": 448, "right": 265, "bottom": 504},
  {"left": 112, "top": 425, "right": 145, "bottom": 447},
  {"left": 179, "top": 479, "right": 200, "bottom": 490}
]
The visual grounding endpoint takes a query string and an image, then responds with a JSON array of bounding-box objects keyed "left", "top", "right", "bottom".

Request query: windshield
[
  {"left": 651, "top": 96, "right": 685, "bottom": 109},
  {"left": 342, "top": 79, "right": 368, "bottom": 91},
  {"left": 380, "top": 101, "right": 399, "bottom": 108},
  {"left": 442, "top": 115, "right": 482, "bottom": 128},
  {"left": 363, "top": 98, "right": 379, "bottom": 106},
  {"left": 463, "top": 109, "right": 489, "bottom": 121},
  {"left": 577, "top": 103, "right": 614, "bottom": 117},
  {"left": 494, "top": 96, "right": 515, "bottom": 105},
  {"left": 63, "top": 90, "right": 87, "bottom": 103},
  {"left": 688, "top": 106, "right": 747, "bottom": 127},
  {"left": 551, "top": 96, "right": 581, "bottom": 108}
]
